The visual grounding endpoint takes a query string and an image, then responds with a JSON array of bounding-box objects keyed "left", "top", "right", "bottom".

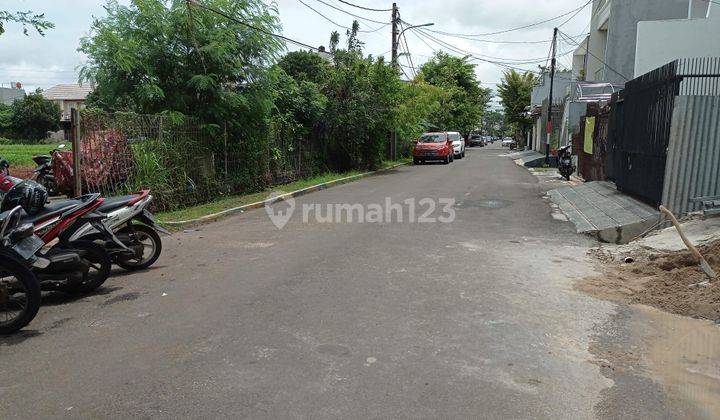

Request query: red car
[{"left": 413, "top": 132, "right": 454, "bottom": 165}]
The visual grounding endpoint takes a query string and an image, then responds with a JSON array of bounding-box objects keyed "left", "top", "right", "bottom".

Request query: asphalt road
[{"left": 0, "top": 144, "right": 663, "bottom": 418}]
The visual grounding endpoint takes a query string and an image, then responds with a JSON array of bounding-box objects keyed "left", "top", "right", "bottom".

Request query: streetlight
[{"left": 398, "top": 22, "right": 434, "bottom": 39}]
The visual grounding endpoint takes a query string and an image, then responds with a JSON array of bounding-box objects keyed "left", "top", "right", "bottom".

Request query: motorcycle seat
[
  {"left": 21, "top": 200, "right": 83, "bottom": 224},
  {"left": 98, "top": 195, "right": 138, "bottom": 213}
]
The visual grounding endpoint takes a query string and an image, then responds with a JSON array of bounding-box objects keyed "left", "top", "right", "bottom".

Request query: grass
[
  {"left": 0, "top": 143, "right": 65, "bottom": 167},
  {"left": 157, "top": 158, "right": 410, "bottom": 223}
]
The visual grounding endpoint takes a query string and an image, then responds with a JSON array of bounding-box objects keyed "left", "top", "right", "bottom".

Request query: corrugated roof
[{"left": 42, "top": 84, "right": 93, "bottom": 100}]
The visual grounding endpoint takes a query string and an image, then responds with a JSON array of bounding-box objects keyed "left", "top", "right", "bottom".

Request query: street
[{"left": 0, "top": 144, "right": 707, "bottom": 418}]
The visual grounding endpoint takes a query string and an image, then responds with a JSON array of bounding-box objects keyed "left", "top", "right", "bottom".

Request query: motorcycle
[
  {"left": 20, "top": 193, "right": 115, "bottom": 294},
  {"left": 0, "top": 205, "right": 43, "bottom": 334},
  {"left": 558, "top": 144, "right": 576, "bottom": 181},
  {"left": 69, "top": 190, "right": 168, "bottom": 271},
  {"left": 31, "top": 144, "right": 67, "bottom": 197}
]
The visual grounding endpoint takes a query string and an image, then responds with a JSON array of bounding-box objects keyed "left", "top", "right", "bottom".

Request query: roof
[
  {"left": 573, "top": 82, "right": 625, "bottom": 102},
  {"left": 42, "top": 84, "right": 93, "bottom": 101}
]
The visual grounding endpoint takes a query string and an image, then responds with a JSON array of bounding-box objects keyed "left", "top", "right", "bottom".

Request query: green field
[{"left": 0, "top": 144, "right": 63, "bottom": 167}]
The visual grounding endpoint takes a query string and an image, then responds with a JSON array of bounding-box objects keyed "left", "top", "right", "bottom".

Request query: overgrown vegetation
[{"left": 76, "top": 0, "right": 491, "bottom": 210}]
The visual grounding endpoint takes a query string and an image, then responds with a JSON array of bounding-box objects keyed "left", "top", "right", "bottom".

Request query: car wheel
[
  {"left": 462, "top": 150, "right": 466, "bottom": 158},
  {"left": 413, "top": 158, "right": 420, "bottom": 165}
]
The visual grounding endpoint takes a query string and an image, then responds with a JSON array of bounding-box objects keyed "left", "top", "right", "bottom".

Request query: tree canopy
[
  {"left": 497, "top": 69, "right": 538, "bottom": 137},
  {"left": 7, "top": 92, "right": 61, "bottom": 141},
  {"left": 0, "top": 10, "right": 53, "bottom": 36},
  {"left": 417, "top": 52, "right": 492, "bottom": 135}
]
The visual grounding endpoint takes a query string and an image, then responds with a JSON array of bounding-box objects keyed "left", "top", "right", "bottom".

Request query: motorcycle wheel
[
  {"left": 115, "top": 224, "right": 162, "bottom": 271},
  {"left": 0, "top": 253, "right": 41, "bottom": 335},
  {"left": 63, "top": 241, "right": 112, "bottom": 295}
]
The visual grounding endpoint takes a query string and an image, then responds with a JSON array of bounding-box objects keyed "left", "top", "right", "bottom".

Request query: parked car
[
  {"left": 501, "top": 137, "right": 516, "bottom": 148},
  {"left": 413, "top": 132, "right": 454, "bottom": 165},
  {"left": 468, "top": 134, "right": 484, "bottom": 147},
  {"left": 448, "top": 132, "right": 465, "bottom": 159}
]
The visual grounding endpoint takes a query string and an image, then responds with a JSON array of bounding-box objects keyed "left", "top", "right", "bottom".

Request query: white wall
[{"left": 634, "top": 4, "right": 720, "bottom": 77}]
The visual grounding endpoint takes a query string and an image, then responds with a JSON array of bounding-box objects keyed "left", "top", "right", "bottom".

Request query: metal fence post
[
  {"left": 223, "top": 122, "right": 228, "bottom": 178},
  {"left": 71, "top": 108, "right": 82, "bottom": 198}
]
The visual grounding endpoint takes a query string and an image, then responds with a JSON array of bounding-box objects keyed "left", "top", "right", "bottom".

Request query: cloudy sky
[{"left": 0, "top": 0, "right": 591, "bottom": 97}]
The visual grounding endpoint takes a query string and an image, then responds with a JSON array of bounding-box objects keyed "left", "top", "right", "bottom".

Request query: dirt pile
[{"left": 579, "top": 240, "right": 720, "bottom": 322}]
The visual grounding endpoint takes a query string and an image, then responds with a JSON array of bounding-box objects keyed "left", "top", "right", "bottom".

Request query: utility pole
[
  {"left": 545, "top": 27, "right": 558, "bottom": 165},
  {"left": 391, "top": 3, "right": 399, "bottom": 69}
]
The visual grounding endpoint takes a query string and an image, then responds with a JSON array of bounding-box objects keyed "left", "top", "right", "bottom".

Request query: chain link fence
[{"left": 75, "top": 110, "right": 321, "bottom": 211}]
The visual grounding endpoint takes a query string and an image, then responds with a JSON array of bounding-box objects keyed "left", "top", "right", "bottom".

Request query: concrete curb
[{"left": 161, "top": 161, "right": 410, "bottom": 228}]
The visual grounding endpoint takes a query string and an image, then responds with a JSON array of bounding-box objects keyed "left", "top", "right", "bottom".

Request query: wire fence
[{"left": 75, "top": 111, "right": 330, "bottom": 211}]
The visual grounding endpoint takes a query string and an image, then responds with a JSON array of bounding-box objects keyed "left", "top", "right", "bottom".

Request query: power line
[
  {"left": 188, "top": 0, "right": 328, "bottom": 53},
  {"left": 398, "top": 20, "right": 416, "bottom": 78},
  {"left": 420, "top": 0, "right": 592, "bottom": 37},
  {"left": 406, "top": 31, "right": 589, "bottom": 45},
  {"left": 558, "top": 29, "right": 629, "bottom": 81},
  {"left": 556, "top": 0, "right": 592, "bottom": 28},
  {"left": 309, "top": 0, "right": 389, "bottom": 24},
  {"left": 297, "top": 0, "right": 385, "bottom": 33},
  {"left": 414, "top": 27, "right": 574, "bottom": 67},
  {"left": 335, "top": 0, "right": 392, "bottom": 12},
  {"left": 411, "top": 28, "right": 544, "bottom": 74}
]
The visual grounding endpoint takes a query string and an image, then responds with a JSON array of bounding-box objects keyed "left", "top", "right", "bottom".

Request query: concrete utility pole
[
  {"left": 391, "top": 3, "right": 399, "bottom": 68},
  {"left": 545, "top": 27, "right": 558, "bottom": 165}
]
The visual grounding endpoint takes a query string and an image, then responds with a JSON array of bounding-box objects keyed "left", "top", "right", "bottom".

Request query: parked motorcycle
[
  {"left": 0, "top": 177, "right": 114, "bottom": 295},
  {"left": 0, "top": 205, "right": 43, "bottom": 334},
  {"left": 31, "top": 144, "right": 67, "bottom": 196},
  {"left": 69, "top": 190, "right": 168, "bottom": 271},
  {"left": 558, "top": 144, "right": 576, "bottom": 181}
]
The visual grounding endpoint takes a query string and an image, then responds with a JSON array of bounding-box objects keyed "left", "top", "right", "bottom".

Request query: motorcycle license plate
[{"left": 12, "top": 235, "right": 44, "bottom": 260}]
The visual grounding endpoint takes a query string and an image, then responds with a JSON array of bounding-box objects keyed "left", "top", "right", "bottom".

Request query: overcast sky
[{"left": 0, "top": 0, "right": 591, "bottom": 98}]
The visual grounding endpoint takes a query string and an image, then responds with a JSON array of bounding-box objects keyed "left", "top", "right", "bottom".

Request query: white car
[
  {"left": 448, "top": 131, "right": 465, "bottom": 159},
  {"left": 501, "top": 138, "right": 516, "bottom": 148}
]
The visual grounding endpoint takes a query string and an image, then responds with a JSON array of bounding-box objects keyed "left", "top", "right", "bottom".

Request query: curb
[{"left": 161, "top": 161, "right": 410, "bottom": 228}]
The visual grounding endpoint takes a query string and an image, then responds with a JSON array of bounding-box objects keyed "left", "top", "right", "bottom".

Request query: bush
[{"left": 8, "top": 92, "right": 61, "bottom": 141}]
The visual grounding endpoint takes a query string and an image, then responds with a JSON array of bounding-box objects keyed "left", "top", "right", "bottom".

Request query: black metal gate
[{"left": 606, "top": 61, "right": 680, "bottom": 206}]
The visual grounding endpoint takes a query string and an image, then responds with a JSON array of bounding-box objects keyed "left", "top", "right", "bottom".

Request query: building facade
[
  {"left": 585, "top": 0, "right": 689, "bottom": 83},
  {"left": 635, "top": 1, "right": 719, "bottom": 77}
]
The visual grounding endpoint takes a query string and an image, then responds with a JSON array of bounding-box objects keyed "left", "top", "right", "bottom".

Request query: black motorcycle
[
  {"left": 0, "top": 206, "right": 43, "bottom": 334},
  {"left": 558, "top": 144, "right": 575, "bottom": 181}
]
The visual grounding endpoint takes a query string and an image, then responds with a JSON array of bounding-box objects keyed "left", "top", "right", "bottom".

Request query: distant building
[
  {"left": 41, "top": 83, "right": 93, "bottom": 121},
  {"left": 0, "top": 84, "right": 26, "bottom": 105}
]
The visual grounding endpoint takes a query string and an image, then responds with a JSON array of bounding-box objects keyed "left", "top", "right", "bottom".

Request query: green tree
[
  {"left": 278, "top": 50, "right": 330, "bottom": 85},
  {"left": 79, "top": 0, "right": 284, "bottom": 185},
  {"left": 481, "top": 109, "right": 505, "bottom": 137},
  {"left": 80, "top": 0, "right": 281, "bottom": 125},
  {"left": 417, "top": 52, "right": 491, "bottom": 135},
  {"left": 8, "top": 92, "right": 61, "bottom": 141},
  {"left": 0, "top": 10, "right": 53, "bottom": 36},
  {"left": 497, "top": 69, "right": 538, "bottom": 140}
]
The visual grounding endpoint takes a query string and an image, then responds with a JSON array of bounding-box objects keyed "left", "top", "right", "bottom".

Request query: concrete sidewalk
[
  {"left": 548, "top": 181, "right": 660, "bottom": 244},
  {"left": 507, "top": 149, "right": 555, "bottom": 167}
]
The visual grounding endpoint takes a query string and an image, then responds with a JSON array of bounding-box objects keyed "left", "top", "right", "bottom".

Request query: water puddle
[{"left": 638, "top": 305, "right": 720, "bottom": 418}]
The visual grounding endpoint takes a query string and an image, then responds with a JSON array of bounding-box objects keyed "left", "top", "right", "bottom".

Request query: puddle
[{"left": 639, "top": 305, "right": 720, "bottom": 418}]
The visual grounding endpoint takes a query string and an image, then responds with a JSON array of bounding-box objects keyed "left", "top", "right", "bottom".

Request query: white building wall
[{"left": 634, "top": 4, "right": 719, "bottom": 77}]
